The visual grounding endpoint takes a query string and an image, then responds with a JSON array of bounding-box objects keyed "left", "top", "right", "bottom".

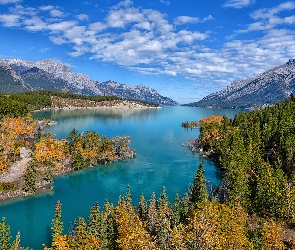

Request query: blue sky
[{"left": 0, "top": 0, "right": 294, "bottom": 104}]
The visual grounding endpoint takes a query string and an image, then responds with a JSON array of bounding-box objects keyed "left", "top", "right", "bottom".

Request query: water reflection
[{"left": 34, "top": 107, "right": 160, "bottom": 121}]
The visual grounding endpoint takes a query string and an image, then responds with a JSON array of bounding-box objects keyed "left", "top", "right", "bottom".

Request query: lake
[{"left": 0, "top": 106, "right": 241, "bottom": 249}]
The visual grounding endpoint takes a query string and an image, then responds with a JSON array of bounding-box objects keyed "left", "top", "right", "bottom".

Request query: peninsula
[{"left": 0, "top": 90, "right": 158, "bottom": 202}]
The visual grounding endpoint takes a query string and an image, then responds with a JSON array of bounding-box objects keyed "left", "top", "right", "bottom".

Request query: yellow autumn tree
[
  {"left": 115, "top": 200, "right": 157, "bottom": 250},
  {"left": 261, "top": 220, "right": 285, "bottom": 250},
  {"left": 184, "top": 200, "right": 253, "bottom": 250},
  {"left": 43, "top": 235, "right": 71, "bottom": 250},
  {"left": 34, "top": 135, "right": 69, "bottom": 169},
  {"left": 0, "top": 114, "right": 38, "bottom": 172},
  {"left": 0, "top": 153, "right": 8, "bottom": 173}
]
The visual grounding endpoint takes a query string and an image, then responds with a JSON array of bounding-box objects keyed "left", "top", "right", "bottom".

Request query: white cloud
[
  {"left": 0, "top": 0, "right": 21, "bottom": 4},
  {"left": 24, "top": 16, "right": 47, "bottom": 31},
  {"left": 50, "top": 9, "right": 64, "bottom": 18},
  {"left": 76, "top": 14, "right": 89, "bottom": 21},
  {"left": 239, "top": 1, "right": 295, "bottom": 32},
  {"left": 202, "top": 15, "right": 214, "bottom": 22},
  {"left": 47, "top": 21, "right": 77, "bottom": 32},
  {"left": 174, "top": 16, "right": 199, "bottom": 26},
  {"left": 0, "top": 14, "right": 20, "bottom": 27},
  {"left": 160, "top": 0, "right": 170, "bottom": 6},
  {"left": 40, "top": 47, "right": 51, "bottom": 52},
  {"left": 223, "top": 0, "right": 255, "bottom": 9},
  {"left": 39, "top": 5, "right": 54, "bottom": 11},
  {"left": 49, "top": 36, "right": 67, "bottom": 45}
]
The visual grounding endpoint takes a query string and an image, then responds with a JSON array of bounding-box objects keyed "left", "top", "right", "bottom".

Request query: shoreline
[
  {"left": 0, "top": 153, "right": 135, "bottom": 203},
  {"left": 46, "top": 97, "right": 162, "bottom": 110}
]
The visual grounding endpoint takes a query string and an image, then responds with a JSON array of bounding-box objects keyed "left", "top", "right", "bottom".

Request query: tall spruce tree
[
  {"left": 190, "top": 162, "right": 208, "bottom": 204},
  {"left": 51, "top": 200, "right": 64, "bottom": 242},
  {"left": 22, "top": 160, "right": 37, "bottom": 194},
  {"left": 87, "top": 203, "right": 101, "bottom": 237}
]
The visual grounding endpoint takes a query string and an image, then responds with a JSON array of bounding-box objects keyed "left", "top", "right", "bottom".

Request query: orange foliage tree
[
  {"left": 184, "top": 200, "right": 253, "bottom": 249},
  {"left": 0, "top": 114, "right": 38, "bottom": 172},
  {"left": 115, "top": 199, "right": 156, "bottom": 250},
  {"left": 34, "top": 134, "right": 69, "bottom": 170}
]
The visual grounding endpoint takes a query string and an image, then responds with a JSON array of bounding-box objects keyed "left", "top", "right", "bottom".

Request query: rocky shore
[
  {"left": 49, "top": 96, "right": 161, "bottom": 110},
  {"left": 0, "top": 146, "right": 136, "bottom": 203},
  {"left": 187, "top": 139, "right": 217, "bottom": 160}
]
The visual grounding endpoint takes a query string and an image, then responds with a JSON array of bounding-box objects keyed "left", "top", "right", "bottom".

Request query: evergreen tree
[
  {"left": 44, "top": 167, "right": 53, "bottom": 190},
  {"left": 137, "top": 194, "right": 148, "bottom": 223},
  {"left": 22, "top": 160, "right": 37, "bottom": 194},
  {"left": 87, "top": 203, "right": 101, "bottom": 238},
  {"left": 11, "top": 231, "right": 28, "bottom": 250},
  {"left": 51, "top": 200, "right": 64, "bottom": 242},
  {"left": 156, "top": 187, "right": 173, "bottom": 249},
  {"left": 72, "top": 150, "right": 86, "bottom": 170},
  {"left": 158, "top": 186, "right": 169, "bottom": 211},
  {"left": 67, "top": 128, "right": 78, "bottom": 153},
  {"left": 171, "top": 193, "right": 181, "bottom": 228},
  {"left": 147, "top": 192, "right": 158, "bottom": 235},
  {"left": 0, "top": 217, "right": 11, "bottom": 249},
  {"left": 100, "top": 198, "right": 117, "bottom": 249},
  {"left": 190, "top": 163, "right": 208, "bottom": 204},
  {"left": 180, "top": 194, "right": 190, "bottom": 224},
  {"left": 125, "top": 184, "right": 132, "bottom": 205}
]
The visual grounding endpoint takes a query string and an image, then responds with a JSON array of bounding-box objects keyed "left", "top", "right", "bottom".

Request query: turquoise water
[{"left": 0, "top": 106, "right": 241, "bottom": 249}]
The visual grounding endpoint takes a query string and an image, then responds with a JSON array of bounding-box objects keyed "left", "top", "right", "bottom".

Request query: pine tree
[
  {"left": 137, "top": 194, "right": 148, "bottom": 223},
  {"left": 172, "top": 193, "right": 181, "bottom": 228},
  {"left": 125, "top": 184, "right": 132, "bottom": 205},
  {"left": 44, "top": 167, "right": 53, "bottom": 189},
  {"left": 147, "top": 192, "right": 158, "bottom": 235},
  {"left": 158, "top": 186, "right": 169, "bottom": 211},
  {"left": 72, "top": 150, "right": 86, "bottom": 170},
  {"left": 100, "top": 198, "right": 117, "bottom": 249},
  {"left": 22, "top": 161, "right": 37, "bottom": 194},
  {"left": 51, "top": 200, "right": 64, "bottom": 243},
  {"left": 190, "top": 162, "right": 208, "bottom": 204},
  {"left": 11, "top": 231, "right": 26, "bottom": 250},
  {"left": 180, "top": 194, "right": 190, "bottom": 224},
  {"left": 156, "top": 187, "right": 172, "bottom": 249},
  {"left": 67, "top": 128, "right": 78, "bottom": 153},
  {"left": 87, "top": 203, "right": 101, "bottom": 237},
  {"left": 0, "top": 217, "right": 11, "bottom": 249}
]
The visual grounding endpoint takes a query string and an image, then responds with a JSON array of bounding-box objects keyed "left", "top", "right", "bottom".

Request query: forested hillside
[{"left": 196, "top": 96, "right": 295, "bottom": 220}]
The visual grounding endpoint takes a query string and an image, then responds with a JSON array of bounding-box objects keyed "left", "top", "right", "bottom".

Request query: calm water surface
[{"left": 0, "top": 106, "right": 241, "bottom": 249}]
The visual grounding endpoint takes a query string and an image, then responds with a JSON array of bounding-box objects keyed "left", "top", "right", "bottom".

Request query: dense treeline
[
  {"left": 8, "top": 90, "right": 121, "bottom": 111},
  {"left": 0, "top": 93, "right": 29, "bottom": 117},
  {"left": 0, "top": 90, "right": 158, "bottom": 114},
  {"left": 196, "top": 96, "right": 295, "bottom": 224},
  {"left": 2, "top": 168, "right": 290, "bottom": 249}
]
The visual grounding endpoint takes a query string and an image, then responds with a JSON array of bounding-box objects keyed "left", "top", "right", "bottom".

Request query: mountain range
[
  {"left": 0, "top": 58, "right": 178, "bottom": 106},
  {"left": 187, "top": 59, "right": 295, "bottom": 109}
]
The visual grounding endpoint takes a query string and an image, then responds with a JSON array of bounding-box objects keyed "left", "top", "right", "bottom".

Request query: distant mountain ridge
[
  {"left": 187, "top": 59, "right": 295, "bottom": 109},
  {"left": 0, "top": 58, "right": 178, "bottom": 105}
]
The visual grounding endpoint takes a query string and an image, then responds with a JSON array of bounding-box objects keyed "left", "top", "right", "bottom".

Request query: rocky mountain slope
[
  {"left": 188, "top": 59, "right": 295, "bottom": 109},
  {"left": 0, "top": 59, "right": 178, "bottom": 105}
]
